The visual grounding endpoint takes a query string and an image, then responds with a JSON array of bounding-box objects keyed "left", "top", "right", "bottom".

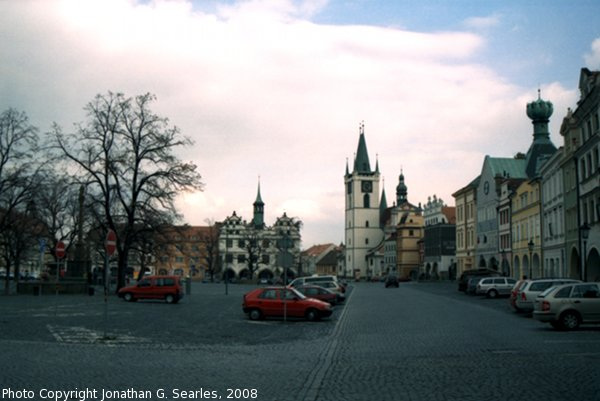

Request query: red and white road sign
[
  {"left": 105, "top": 229, "right": 117, "bottom": 256},
  {"left": 55, "top": 241, "right": 66, "bottom": 259}
]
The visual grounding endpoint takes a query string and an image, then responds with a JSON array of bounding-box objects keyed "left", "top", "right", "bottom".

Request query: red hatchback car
[
  {"left": 118, "top": 275, "right": 184, "bottom": 304},
  {"left": 242, "top": 286, "right": 332, "bottom": 321}
]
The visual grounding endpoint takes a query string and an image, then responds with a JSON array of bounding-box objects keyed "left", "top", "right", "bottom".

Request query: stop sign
[
  {"left": 105, "top": 229, "right": 117, "bottom": 256},
  {"left": 55, "top": 241, "right": 66, "bottom": 259}
]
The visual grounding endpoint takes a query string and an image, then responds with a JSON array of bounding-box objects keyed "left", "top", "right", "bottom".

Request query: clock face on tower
[
  {"left": 483, "top": 181, "right": 489, "bottom": 195},
  {"left": 361, "top": 181, "right": 373, "bottom": 193}
]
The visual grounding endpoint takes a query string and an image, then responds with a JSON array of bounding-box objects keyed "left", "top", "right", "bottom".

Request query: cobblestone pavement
[{"left": 1, "top": 281, "right": 599, "bottom": 401}]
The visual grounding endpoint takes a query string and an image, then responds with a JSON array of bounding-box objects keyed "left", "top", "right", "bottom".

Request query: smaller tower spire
[
  {"left": 396, "top": 169, "right": 407, "bottom": 205},
  {"left": 253, "top": 177, "right": 265, "bottom": 229}
]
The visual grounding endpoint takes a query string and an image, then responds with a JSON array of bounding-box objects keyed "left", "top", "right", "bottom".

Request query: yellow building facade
[
  {"left": 396, "top": 209, "right": 424, "bottom": 280},
  {"left": 511, "top": 179, "right": 542, "bottom": 279},
  {"left": 452, "top": 177, "right": 478, "bottom": 276}
]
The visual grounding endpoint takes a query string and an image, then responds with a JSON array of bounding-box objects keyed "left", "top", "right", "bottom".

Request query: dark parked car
[
  {"left": 458, "top": 269, "right": 500, "bottom": 292},
  {"left": 384, "top": 274, "right": 399, "bottom": 288},
  {"left": 242, "top": 286, "right": 332, "bottom": 321},
  {"left": 118, "top": 275, "right": 184, "bottom": 304}
]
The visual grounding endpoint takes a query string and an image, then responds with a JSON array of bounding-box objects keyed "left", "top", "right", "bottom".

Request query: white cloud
[
  {"left": 463, "top": 14, "right": 501, "bottom": 30},
  {"left": 0, "top": 0, "right": 578, "bottom": 247},
  {"left": 584, "top": 38, "right": 600, "bottom": 69}
]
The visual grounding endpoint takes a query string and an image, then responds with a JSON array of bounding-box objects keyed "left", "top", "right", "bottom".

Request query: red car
[
  {"left": 118, "top": 275, "right": 184, "bottom": 304},
  {"left": 295, "top": 285, "right": 341, "bottom": 305},
  {"left": 242, "top": 286, "right": 332, "bottom": 321}
]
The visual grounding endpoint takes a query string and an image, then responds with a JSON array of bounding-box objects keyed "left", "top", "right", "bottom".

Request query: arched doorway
[
  {"left": 513, "top": 256, "right": 521, "bottom": 280},
  {"left": 569, "top": 247, "right": 580, "bottom": 279},
  {"left": 586, "top": 247, "right": 600, "bottom": 282},
  {"left": 532, "top": 254, "right": 541, "bottom": 278},
  {"left": 257, "top": 268, "right": 274, "bottom": 282},
  {"left": 522, "top": 255, "right": 530, "bottom": 279},
  {"left": 501, "top": 258, "right": 510, "bottom": 277},
  {"left": 479, "top": 256, "right": 487, "bottom": 268},
  {"left": 489, "top": 257, "right": 498, "bottom": 271},
  {"left": 223, "top": 268, "right": 236, "bottom": 281}
]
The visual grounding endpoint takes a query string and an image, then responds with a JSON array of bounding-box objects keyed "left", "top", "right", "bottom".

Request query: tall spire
[
  {"left": 353, "top": 121, "right": 372, "bottom": 174},
  {"left": 379, "top": 177, "right": 388, "bottom": 228},
  {"left": 253, "top": 177, "right": 264, "bottom": 229}
]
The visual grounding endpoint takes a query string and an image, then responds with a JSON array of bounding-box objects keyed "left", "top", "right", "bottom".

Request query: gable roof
[{"left": 483, "top": 156, "right": 527, "bottom": 180}]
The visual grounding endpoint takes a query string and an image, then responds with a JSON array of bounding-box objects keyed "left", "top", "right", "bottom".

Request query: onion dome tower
[
  {"left": 524, "top": 90, "right": 557, "bottom": 178},
  {"left": 396, "top": 170, "right": 408, "bottom": 205}
]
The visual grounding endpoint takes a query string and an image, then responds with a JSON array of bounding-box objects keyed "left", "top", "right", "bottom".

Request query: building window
[
  {"left": 365, "top": 220, "right": 369, "bottom": 227},
  {"left": 365, "top": 238, "right": 369, "bottom": 245},
  {"left": 363, "top": 194, "right": 370, "bottom": 208}
]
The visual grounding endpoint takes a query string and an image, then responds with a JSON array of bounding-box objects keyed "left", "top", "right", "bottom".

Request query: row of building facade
[
  {"left": 34, "top": 70, "right": 598, "bottom": 285},
  {"left": 454, "top": 68, "right": 600, "bottom": 281}
]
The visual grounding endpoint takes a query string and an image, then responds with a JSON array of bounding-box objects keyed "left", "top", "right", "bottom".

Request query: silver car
[
  {"left": 515, "top": 278, "right": 581, "bottom": 312},
  {"left": 475, "top": 277, "right": 517, "bottom": 298},
  {"left": 533, "top": 282, "right": 600, "bottom": 330}
]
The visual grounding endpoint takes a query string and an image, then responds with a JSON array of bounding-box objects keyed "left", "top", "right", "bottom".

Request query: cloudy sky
[{"left": 1, "top": 0, "right": 599, "bottom": 248}]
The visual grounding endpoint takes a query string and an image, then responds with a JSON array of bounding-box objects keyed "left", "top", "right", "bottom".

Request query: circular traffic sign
[
  {"left": 56, "top": 241, "right": 66, "bottom": 259},
  {"left": 105, "top": 229, "right": 117, "bottom": 256}
]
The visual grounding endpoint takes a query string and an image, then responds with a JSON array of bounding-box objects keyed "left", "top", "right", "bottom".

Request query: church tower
[
  {"left": 252, "top": 180, "right": 265, "bottom": 229},
  {"left": 344, "top": 122, "right": 384, "bottom": 278}
]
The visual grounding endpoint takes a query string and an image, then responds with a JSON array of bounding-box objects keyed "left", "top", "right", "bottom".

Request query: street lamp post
[
  {"left": 581, "top": 223, "right": 590, "bottom": 281},
  {"left": 224, "top": 230, "right": 229, "bottom": 296},
  {"left": 528, "top": 240, "right": 534, "bottom": 279}
]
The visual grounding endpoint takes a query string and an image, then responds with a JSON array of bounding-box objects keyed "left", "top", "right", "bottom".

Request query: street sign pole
[
  {"left": 54, "top": 241, "right": 66, "bottom": 315},
  {"left": 103, "top": 229, "right": 117, "bottom": 340}
]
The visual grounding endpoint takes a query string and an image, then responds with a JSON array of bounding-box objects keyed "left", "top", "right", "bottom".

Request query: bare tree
[
  {"left": 52, "top": 92, "right": 203, "bottom": 290},
  {"left": 0, "top": 109, "right": 40, "bottom": 294},
  {"left": 200, "top": 219, "right": 220, "bottom": 282},
  {"left": 30, "top": 174, "right": 83, "bottom": 268},
  {"left": 240, "top": 227, "right": 268, "bottom": 280}
]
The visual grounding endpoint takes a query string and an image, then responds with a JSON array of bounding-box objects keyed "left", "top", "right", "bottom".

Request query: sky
[{"left": 1, "top": 0, "right": 600, "bottom": 249}]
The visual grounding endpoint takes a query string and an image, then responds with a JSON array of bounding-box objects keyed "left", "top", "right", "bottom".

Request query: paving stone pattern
[{"left": 1, "top": 282, "right": 599, "bottom": 401}]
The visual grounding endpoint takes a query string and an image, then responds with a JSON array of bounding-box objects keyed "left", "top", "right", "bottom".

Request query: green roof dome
[{"left": 526, "top": 93, "right": 553, "bottom": 122}]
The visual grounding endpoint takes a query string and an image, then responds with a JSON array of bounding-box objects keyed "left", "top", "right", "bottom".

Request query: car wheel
[
  {"left": 123, "top": 293, "right": 134, "bottom": 302},
  {"left": 487, "top": 289, "right": 498, "bottom": 299},
  {"left": 248, "top": 308, "right": 263, "bottom": 321},
  {"left": 550, "top": 321, "right": 562, "bottom": 330},
  {"left": 560, "top": 311, "right": 580, "bottom": 330},
  {"left": 305, "top": 308, "right": 319, "bottom": 321},
  {"left": 165, "top": 294, "right": 175, "bottom": 304}
]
